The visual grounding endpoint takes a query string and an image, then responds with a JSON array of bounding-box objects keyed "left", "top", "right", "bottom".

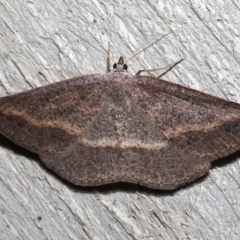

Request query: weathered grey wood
[{"left": 0, "top": 1, "right": 239, "bottom": 240}]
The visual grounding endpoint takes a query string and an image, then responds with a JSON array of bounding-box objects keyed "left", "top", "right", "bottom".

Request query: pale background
[{"left": 0, "top": 1, "right": 240, "bottom": 240}]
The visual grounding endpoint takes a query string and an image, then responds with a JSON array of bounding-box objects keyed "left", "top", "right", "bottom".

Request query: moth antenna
[
  {"left": 64, "top": 26, "right": 113, "bottom": 63},
  {"left": 125, "top": 31, "right": 173, "bottom": 64}
]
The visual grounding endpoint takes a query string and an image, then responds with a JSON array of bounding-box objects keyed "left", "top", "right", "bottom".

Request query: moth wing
[
  {"left": 119, "top": 75, "right": 240, "bottom": 189},
  {"left": 1, "top": 73, "right": 240, "bottom": 190},
  {"left": 0, "top": 74, "right": 105, "bottom": 158}
]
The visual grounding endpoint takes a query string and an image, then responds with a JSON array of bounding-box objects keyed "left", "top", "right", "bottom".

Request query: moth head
[{"left": 113, "top": 56, "right": 128, "bottom": 72}]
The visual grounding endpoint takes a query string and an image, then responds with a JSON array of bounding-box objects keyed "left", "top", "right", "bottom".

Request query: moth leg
[
  {"left": 106, "top": 42, "right": 111, "bottom": 72},
  {"left": 135, "top": 58, "right": 184, "bottom": 77}
]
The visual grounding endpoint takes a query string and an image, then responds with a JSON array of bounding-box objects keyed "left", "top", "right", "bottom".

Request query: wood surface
[{"left": 0, "top": 1, "right": 240, "bottom": 239}]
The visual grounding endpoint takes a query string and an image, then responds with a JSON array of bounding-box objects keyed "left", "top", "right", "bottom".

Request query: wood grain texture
[{"left": 0, "top": 1, "right": 240, "bottom": 240}]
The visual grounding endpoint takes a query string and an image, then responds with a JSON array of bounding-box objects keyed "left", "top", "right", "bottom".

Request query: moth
[{"left": 1, "top": 34, "right": 240, "bottom": 190}]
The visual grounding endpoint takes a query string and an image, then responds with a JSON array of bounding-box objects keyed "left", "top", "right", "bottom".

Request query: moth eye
[
  {"left": 113, "top": 63, "right": 117, "bottom": 69},
  {"left": 123, "top": 64, "right": 128, "bottom": 70}
]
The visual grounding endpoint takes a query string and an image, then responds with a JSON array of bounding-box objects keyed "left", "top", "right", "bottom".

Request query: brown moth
[{"left": 1, "top": 44, "right": 240, "bottom": 190}]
